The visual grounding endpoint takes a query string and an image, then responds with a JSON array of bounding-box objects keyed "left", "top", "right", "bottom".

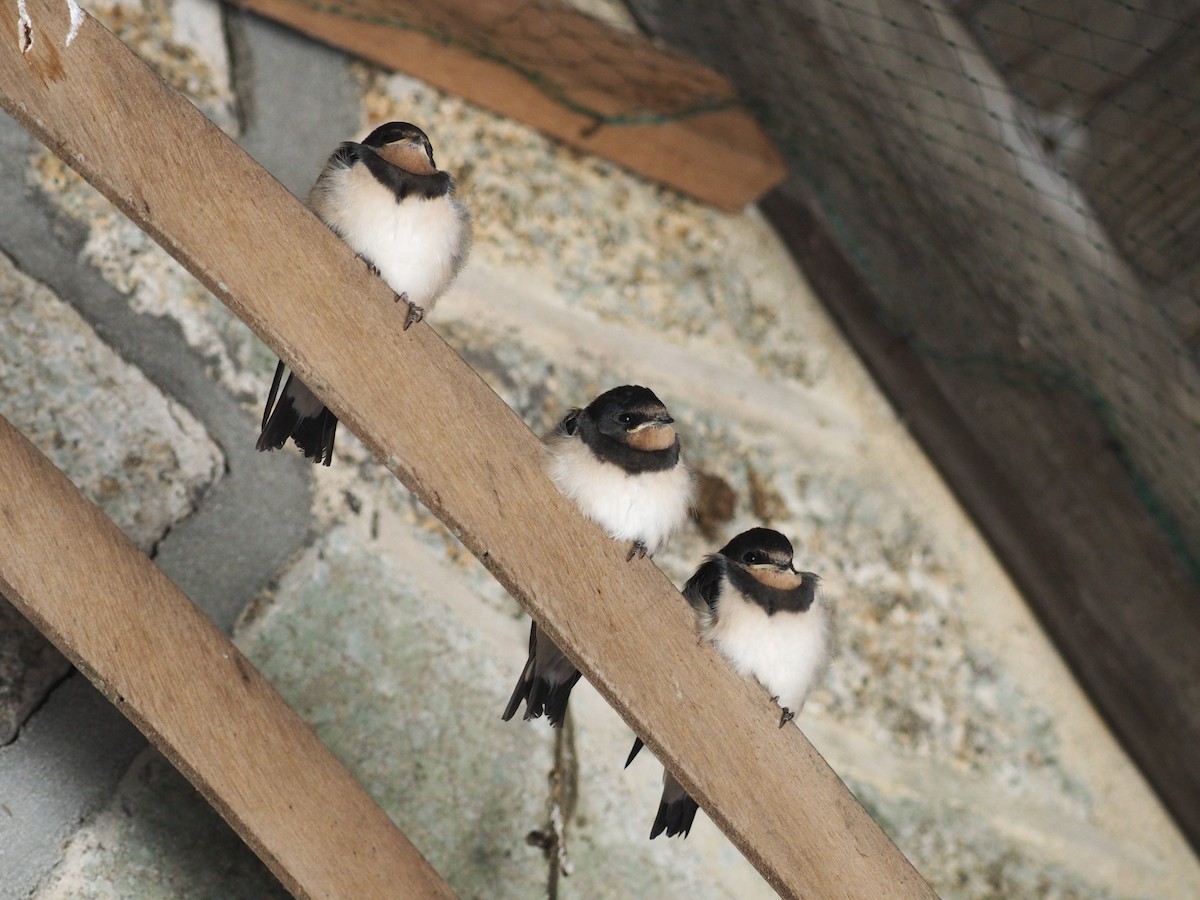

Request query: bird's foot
[
  {"left": 778, "top": 707, "right": 795, "bottom": 728},
  {"left": 357, "top": 253, "right": 380, "bottom": 277},
  {"left": 401, "top": 297, "right": 425, "bottom": 330},
  {"left": 625, "top": 539, "right": 649, "bottom": 562}
]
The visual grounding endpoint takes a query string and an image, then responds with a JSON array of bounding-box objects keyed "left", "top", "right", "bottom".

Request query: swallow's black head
[
  {"left": 361, "top": 121, "right": 436, "bottom": 168},
  {"left": 719, "top": 528, "right": 817, "bottom": 612},
  {"left": 584, "top": 385, "right": 675, "bottom": 447},
  {"left": 719, "top": 527, "right": 795, "bottom": 570},
  {"left": 561, "top": 385, "right": 680, "bottom": 473}
]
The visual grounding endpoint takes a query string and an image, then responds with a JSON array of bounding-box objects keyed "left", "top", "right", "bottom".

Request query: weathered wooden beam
[
  {"left": 229, "top": 0, "right": 787, "bottom": 211},
  {"left": 0, "top": 417, "right": 457, "bottom": 899},
  {"left": 0, "top": 0, "right": 932, "bottom": 896}
]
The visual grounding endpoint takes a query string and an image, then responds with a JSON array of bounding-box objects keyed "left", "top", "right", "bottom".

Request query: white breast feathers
[
  {"left": 547, "top": 435, "right": 692, "bottom": 556},
  {"left": 703, "top": 580, "right": 832, "bottom": 715},
  {"left": 309, "top": 164, "right": 470, "bottom": 309}
]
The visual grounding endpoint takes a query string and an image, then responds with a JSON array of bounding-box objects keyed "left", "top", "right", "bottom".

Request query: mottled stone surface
[
  {"left": 237, "top": 520, "right": 554, "bottom": 899},
  {"left": 13, "top": 0, "right": 1200, "bottom": 897},
  {"left": 0, "top": 251, "right": 223, "bottom": 553},
  {"left": 33, "top": 749, "right": 288, "bottom": 900},
  {"left": 0, "top": 677, "right": 146, "bottom": 900},
  {"left": 0, "top": 600, "right": 69, "bottom": 747}
]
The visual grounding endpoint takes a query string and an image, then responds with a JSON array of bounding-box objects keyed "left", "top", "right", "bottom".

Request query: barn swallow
[
  {"left": 502, "top": 385, "right": 693, "bottom": 727},
  {"left": 257, "top": 121, "right": 472, "bottom": 465},
  {"left": 628, "top": 527, "right": 831, "bottom": 838}
]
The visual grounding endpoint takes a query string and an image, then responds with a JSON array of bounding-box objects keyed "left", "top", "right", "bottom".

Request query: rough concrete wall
[{"left": 1, "top": 0, "right": 1198, "bottom": 898}]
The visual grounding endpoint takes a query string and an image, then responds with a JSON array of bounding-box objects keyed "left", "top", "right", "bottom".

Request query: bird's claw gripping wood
[
  {"left": 391, "top": 290, "right": 424, "bottom": 330},
  {"left": 357, "top": 253, "right": 379, "bottom": 277},
  {"left": 402, "top": 296, "right": 425, "bottom": 330},
  {"left": 626, "top": 539, "right": 649, "bottom": 562},
  {"left": 779, "top": 707, "right": 795, "bottom": 728}
]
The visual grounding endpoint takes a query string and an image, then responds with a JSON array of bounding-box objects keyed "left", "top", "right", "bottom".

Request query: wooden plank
[
  {"left": 0, "top": 419, "right": 456, "bottom": 899},
  {"left": 0, "top": 0, "right": 931, "bottom": 896},
  {"left": 761, "top": 189, "right": 1200, "bottom": 858},
  {"left": 229, "top": 0, "right": 786, "bottom": 211}
]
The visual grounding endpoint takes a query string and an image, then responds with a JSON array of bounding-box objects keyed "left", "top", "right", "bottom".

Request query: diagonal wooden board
[
  {"left": 230, "top": 0, "right": 787, "bottom": 212},
  {"left": 0, "top": 0, "right": 933, "bottom": 896},
  {"left": 0, "top": 418, "right": 457, "bottom": 899}
]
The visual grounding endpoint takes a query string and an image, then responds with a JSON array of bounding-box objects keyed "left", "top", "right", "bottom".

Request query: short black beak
[{"left": 654, "top": 413, "right": 674, "bottom": 425}]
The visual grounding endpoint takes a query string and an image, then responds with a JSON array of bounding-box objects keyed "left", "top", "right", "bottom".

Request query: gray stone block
[
  {"left": 0, "top": 601, "right": 69, "bottom": 747},
  {"left": 0, "top": 251, "right": 223, "bottom": 553},
  {"left": 228, "top": 9, "right": 362, "bottom": 198},
  {"left": 0, "top": 677, "right": 146, "bottom": 900},
  {"left": 31, "top": 747, "right": 288, "bottom": 900}
]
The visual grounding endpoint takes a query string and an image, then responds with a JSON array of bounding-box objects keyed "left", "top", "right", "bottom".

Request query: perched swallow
[
  {"left": 629, "top": 527, "right": 831, "bottom": 838},
  {"left": 257, "top": 121, "right": 472, "bottom": 465},
  {"left": 502, "top": 385, "right": 693, "bottom": 727}
]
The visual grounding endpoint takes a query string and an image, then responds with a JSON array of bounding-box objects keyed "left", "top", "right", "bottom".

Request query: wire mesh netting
[
  {"left": 616, "top": 0, "right": 1200, "bottom": 579},
  {"left": 276, "top": 0, "right": 738, "bottom": 125},
  {"left": 288, "top": 0, "right": 1200, "bottom": 579}
]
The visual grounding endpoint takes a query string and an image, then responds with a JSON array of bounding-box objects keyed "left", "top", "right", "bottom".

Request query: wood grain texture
[
  {"left": 0, "top": 418, "right": 456, "bottom": 900},
  {"left": 0, "top": 0, "right": 931, "bottom": 896},
  {"left": 230, "top": 0, "right": 786, "bottom": 211}
]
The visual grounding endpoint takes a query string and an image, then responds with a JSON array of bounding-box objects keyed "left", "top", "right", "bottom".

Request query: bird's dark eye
[
  {"left": 617, "top": 413, "right": 635, "bottom": 425},
  {"left": 743, "top": 551, "right": 764, "bottom": 564}
]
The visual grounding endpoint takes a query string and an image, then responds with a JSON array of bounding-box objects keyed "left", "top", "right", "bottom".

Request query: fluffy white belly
[
  {"left": 706, "top": 586, "right": 831, "bottom": 712},
  {"left": 312, "top": 166, "right": 467, "bottom": 308},
  {"left": 548, "top": 437, "right": 691, "bottom": 555}
]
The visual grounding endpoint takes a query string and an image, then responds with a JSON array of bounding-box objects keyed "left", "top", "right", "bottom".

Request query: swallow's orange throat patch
[
  {"left": 625, "top": 424, "right": 676, "bottom": 452},
  {"left": 376, "top": 142, "right": 436, "bottom": 176},
  {"left": 748, "top": 566, "right": 806, "bottom": 590}
]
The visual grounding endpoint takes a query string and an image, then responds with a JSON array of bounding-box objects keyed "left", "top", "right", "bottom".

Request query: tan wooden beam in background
[
  {"left": 231, "top": 0, "right": 787, "bottom": 211},
  {"left": 0, "top": 0, "right": 932, "bottom": 896}
]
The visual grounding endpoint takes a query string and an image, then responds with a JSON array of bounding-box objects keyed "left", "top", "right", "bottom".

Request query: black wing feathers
[
  {"left": 625, "top": 736, "right": 644, "bottom": 768},
  {"left": 326, "top": 141, "right": 363, "bottom": 171},
  {"left": 501, "top": 621, "right": 580, "bottom": 728},
  {"left": 260, "top": 360, "right": 286, "bottom": 432},
  {"left": 527, "top": 671, "right": 581, "bottom": 728},
  {"left": 557, "top": 408, "right": 582, "bottom": 437},
  {"left": 650, "top": 795, "right": 699, "bottom": 839},
  {"left": 682, "top": 557, "right": 725, "bottom": 613},
  {"left": 256, "top": 370, "right": 337, "bottom": 466},
  {"left": 290, "top": 406, "right": 337, "bottom": 467}
]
